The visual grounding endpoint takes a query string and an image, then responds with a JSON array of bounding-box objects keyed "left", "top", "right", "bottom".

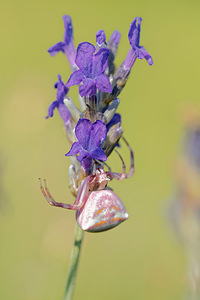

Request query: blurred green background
[{"left": 1, "top": 0, "right": 200, "bottom": 299}]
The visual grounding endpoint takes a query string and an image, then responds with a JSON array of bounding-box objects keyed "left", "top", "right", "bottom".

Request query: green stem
[{"left": 63, "top": 224, "right": 84, "bottom": 300}]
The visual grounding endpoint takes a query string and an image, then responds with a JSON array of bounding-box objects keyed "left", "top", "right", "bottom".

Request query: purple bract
[
  {"left": 109, "top": 30, "right": 121, "bottom": 47},
  {"left": 106, "top": 113, "right": 121, "bottom": 131},
  {"left": 96, "top": 30, "right": 106, "bottom": 45},
  {"left": 65, "top": 118, "right": 107, "bottom": 170},
  {"left": 66, "top": 42, "right": 112, "bottom": 97}
]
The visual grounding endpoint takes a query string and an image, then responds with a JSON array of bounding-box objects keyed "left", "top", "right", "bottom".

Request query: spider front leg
[
  {"left": 39, "top": 176, "right": 91, "bottom": 210},
  {"left": 106, "top": 136, "right": 134, "bottom": 181}
]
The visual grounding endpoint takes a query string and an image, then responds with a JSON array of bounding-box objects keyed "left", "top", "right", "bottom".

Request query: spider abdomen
[{"left": 76, "top": 190, "right": 128, "bottom": 232}]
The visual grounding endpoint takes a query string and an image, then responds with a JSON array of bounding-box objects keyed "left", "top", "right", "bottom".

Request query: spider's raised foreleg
[{"left": 39, "top": 176, "right": 91, "bottom": 210}]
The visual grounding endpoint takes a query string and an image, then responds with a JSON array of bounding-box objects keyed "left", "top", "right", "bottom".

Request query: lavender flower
[
  {"left": 48, "top": 15, "right": 76, "bottom": 70},
  {"left": 46, "top": 74, "right": 70, "bottom": 123},
  {"left": 101, "top": 18, "right": 153, "bottom": 105},
  {"left": 123, "top": 17, "right": 153, "bottom": 69},
  {"left": 65, "top": 118, "right": 107, "bottom": 171},
  {"left": 66, "top": 42, "right": 112, "bottom": 97}
]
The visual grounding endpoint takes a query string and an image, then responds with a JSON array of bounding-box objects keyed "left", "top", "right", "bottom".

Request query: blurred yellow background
[{"left": 1, "top": 0, "right": 200, "bottom": 299}]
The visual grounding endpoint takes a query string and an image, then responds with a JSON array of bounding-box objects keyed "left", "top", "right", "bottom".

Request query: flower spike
[{"left": 42, "top": 14, "right": 154, "bottom": 298}]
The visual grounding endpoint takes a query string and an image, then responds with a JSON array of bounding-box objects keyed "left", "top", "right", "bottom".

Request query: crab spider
[{"left": 39, "top": 137, "right": 134, "bottom": 232}]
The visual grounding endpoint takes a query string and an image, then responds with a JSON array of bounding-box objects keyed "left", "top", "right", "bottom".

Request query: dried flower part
[
  {"left": 80, "top": 105, "right": 106, "bottom": 123},
  {"left": 103, "top": 124, "right": 123, "bottom": 157}
]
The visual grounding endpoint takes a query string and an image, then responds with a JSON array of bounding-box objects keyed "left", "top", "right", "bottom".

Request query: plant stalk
[{"left": 63, "top": 224, "right": 84, "bottom": 300}]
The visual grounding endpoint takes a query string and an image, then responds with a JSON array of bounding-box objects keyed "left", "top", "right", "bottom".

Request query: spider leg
[
  {"left": 69, "top": 164, "right": 79, "bottom": 196},
  {"left": 103, "top": 161, "right": 112, "bottom": 173},
  {"left": 94, "top": 159, "right": 112, "bottom": 173},
  {"left": 105, "top": 136, "right": 134, "bottom": 180},
  {"left": 122, "top": 136, "right": 134, "bottom": 177},
  {"left": 73, "top": 176, "right": 91, "bottom": 206},
  {"left": 39, "top": 178, "right": 54, "bottom": 205},
  {"left": 39, "top": 176, "right": 91, "bottom": 210}
]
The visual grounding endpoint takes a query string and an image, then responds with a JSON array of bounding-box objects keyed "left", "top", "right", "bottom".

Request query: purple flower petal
[
  {"left": 75, "top": 42, "right": 95, "bottom": 73},
  {"left": 88, "top": 120, "right": 107, "bottom": 151},
  {"left": 127, "top": 17, "right": 153, "bottom": 65},
  {"left": 90, "top": 147, "right": 107, "bottom": 161},
  {"left": 46, "top": 75, "right": 69, "bottom": 120},
  {"left": 95, "top": 74, "right": 112, "bottom": 93},
  {"left": 46, "top": 100, "right": 58, "bottom": 118},
  {"left": 63, "top": 15, "right": 73, "bottom": 45},
  {"left": 67, "top": 41, "right": 110, "bottom": 96},
  {"left": 92, "top": 48, "right": 110, "bottom": 77},
  {"left": 48, "top": 42, "right": 66, "bottom": 56},
  {"left": 77, "top": 149, "right": 89, "bottom": 162},
  {"left": 65, "top": 142, "right": 83, "bottom": 157},
  {"left": 136, "top": 46, "right": 153, "bottom": 65},
  {"left": 81, "top": 157, "right": 93, "bottom": 172},
  {"left": 66, "top": 118, "right": 108, "bottom": 170},
  {"left": 67, "top": 70, "right": 85, "bottom": 87},
  {"left": 55, "top": 74, "right": 69, "bottom": 102},
  {"left": 96, "top": 30, "right": 106, "bottom": 45},
  {"left": 57, "top": 103, "right": 71, "bottom": 124},
  {"left": 79, "top": 79, "right": 96, "bottom": 97},
  {"left": 128, "top": 17, "right": 141, "bottom": 48},
  {"left": 75, "top": 119, "right": 92, "bottom": 149}
]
